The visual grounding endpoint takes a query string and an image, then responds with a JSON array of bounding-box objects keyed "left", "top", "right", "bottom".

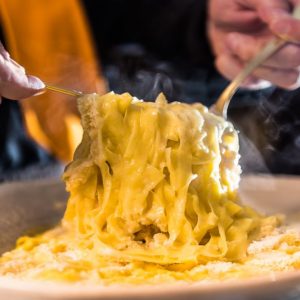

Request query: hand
[
  {"left": 208, "top": 0, "right": 300, "bottom": 90},
  {"left": 0, "top": 42, "right": 44, "bottom": 101}
]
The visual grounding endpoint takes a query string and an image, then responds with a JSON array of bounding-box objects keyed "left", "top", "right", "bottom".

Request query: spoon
[{"left": 211, "top": 5, "right": 300, "bottom": 119}]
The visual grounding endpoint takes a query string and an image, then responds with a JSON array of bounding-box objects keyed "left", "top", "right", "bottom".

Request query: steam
[
  {"left": 105, "top": 66, "right": 177, "bottom": 101},
  {"left": 259, "top": 89, "right": 300, "bottom": 172},
  {"left": 103, "top": 43, "right": 300, "bottom": 175},
  {"left": 238, "top": 133, "right": 269, "bottom": 173},
  {"left": 105, "top": 72, "right": 270, "bottom": 174},
  {"left": 230, "top": 86, "right": 300, "bottom": 174}
]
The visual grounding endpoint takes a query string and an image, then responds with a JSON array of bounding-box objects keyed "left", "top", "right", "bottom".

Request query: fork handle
[
  {"left": 214, "top": 38, "right": 285, "bottom": 117},
  {"left": 45, "top": 84, "right": 82, "bottom": 97}
]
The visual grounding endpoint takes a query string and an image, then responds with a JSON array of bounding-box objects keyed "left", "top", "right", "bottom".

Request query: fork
[
  {"left": 45, "top": 3, "right": 300, "bottom": 119},
  {"left": 45, "top": 84, "right": 82, "bottom": 97},
  {"left": 211, "top": 5, "right": 300, "bottom": 119}
]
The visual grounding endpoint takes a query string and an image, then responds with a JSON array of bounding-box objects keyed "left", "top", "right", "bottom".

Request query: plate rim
[{"left": 1, "top": 270, "right": 300, "bottom": 298}]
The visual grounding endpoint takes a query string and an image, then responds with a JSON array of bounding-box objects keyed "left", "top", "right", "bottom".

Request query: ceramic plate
[{"left": 0, "top": 175, "right": 300, "bottom": 300}]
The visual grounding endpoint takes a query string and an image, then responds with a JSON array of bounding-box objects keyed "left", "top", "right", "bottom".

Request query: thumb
[
  {"left": 0, "top": 56, "right": 45, "bottom": 100},
  {"left": 0, "top": 42, "right": 45, "bottom": 100}
]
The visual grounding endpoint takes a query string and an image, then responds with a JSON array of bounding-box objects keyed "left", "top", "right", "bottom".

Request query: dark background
[{"left": 1, "top": 0, "right": 300, "bottom": 181}]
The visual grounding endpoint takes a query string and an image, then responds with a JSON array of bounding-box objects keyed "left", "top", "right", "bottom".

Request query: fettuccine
[{"left": 0, "top": 92, "right": 286, "bottom": 284}]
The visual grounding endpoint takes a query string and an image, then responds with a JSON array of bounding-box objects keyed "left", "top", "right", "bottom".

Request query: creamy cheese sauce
[{"left": 1, "top": 92, "right": 297, "bottom": 285}]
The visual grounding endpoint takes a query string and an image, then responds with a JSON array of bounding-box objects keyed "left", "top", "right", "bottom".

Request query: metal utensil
[
  {"left": 45, "top": 84, "right": 83, "bottom": 97},
  {"left": 44, "top": 1, "right": 300, "bottom": 116},
  {"left": 212, "top": 5, "right": 300, "bottom": 119}
]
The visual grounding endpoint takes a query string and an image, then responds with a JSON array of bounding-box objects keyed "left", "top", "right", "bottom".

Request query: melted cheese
[{"left": 0, "top": 92, "right": 287, "bottom": 284}]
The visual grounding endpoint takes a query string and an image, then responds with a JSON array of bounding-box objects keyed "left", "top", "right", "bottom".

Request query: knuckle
[
  {"left": 215, "top": 54, "right": 227, "bottom": 69},
  {"left": 233, "top": 42, "right": 254, "bottom": 61},
  {"left": 0, "top": 70, "right": 13, "bottom": 84},
  {"left": 215, "top": 56, "right": 224, "bottom": 71},
  {"left": 239, "top": 48, "right": 253, "bottom": 61},
  {"left": 237, "top": 42, "right": 259, "bottom": 62},
  {"left": 215, "top": 55, "right": 234, "bottom": 80}
]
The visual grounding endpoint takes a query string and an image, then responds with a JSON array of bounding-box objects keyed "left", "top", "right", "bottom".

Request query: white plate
[{"left": 1, "top": 175, "right": 300, "bottom": 300}]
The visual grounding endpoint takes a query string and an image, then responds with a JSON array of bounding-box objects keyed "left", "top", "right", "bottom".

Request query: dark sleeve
[{"left": 82, "top": 0, "right": 213, "bottom": 67}]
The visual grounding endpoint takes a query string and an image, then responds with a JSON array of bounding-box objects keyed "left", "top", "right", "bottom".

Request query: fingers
[
  {"left": 252, "top": 66, "right": 300, "bottom": 89},
  {"left": 250, "top": 0, "right": 291, "bottom": 22},
  {"left": 209, "top": 0, "right": 300, "bottom": 90},
  {"left": 216, "top": 54, "right": 244, "bottom": 81},
  {"left": 209, "top": 0, "right": 262, "bottom": 30},
  {"left": 270, "top": 17, "right": 300, "bottom": 43},
  {"left": 226, "top": 32, "right": 300, "bottom": 69},
  {"left": 256, "top": 0, "right": 300, "bottom": 43},
  {"left": 216, "top": 54, "right": 300, "bottom": 90},
  {"left": 216, "top": 53, "right": 266, "bottom": 87},
  {"left": 0, "top": 42, "right": 45, "bottom": 100}
]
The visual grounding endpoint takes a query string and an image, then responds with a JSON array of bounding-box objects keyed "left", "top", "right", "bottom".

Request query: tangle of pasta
[{"left": 0, "top": 92, "right": 283, "bottom": 284}]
